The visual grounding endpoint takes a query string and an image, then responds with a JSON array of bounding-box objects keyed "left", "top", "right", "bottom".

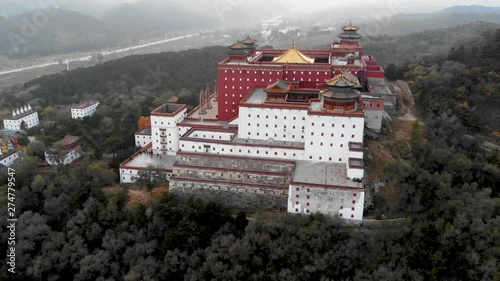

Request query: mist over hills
[
  {"left": 437, "top": 5, "right": 500, "bottom": 14},
  {"left": 0, "top": 9, "right": 120, "bottom": 58},
  {"left": 1, "top": 2, "right": 500, "bottom": 59}
]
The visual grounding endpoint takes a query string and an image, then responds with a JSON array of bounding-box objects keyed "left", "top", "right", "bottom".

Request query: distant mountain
[
  {"left": 437, "top": 5, "right": 500, "bottom": 14},
  {"left": 100, "top": 0, "right": 289, "bottom": 34},
  {"left": 0, "top": 9, "right": 120, "bottom": 58},
  {"left": 101, "top": 1, "right": 218, "bottom": 36},
  {"left": 362, "top": 12, "right": 500, "bottom": 35}
]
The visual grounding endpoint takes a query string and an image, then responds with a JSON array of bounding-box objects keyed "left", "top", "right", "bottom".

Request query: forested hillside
[
  {"left": 385, "top": 26, "right": 500, "bottom": 133},
  {"left": 363, "top": 22, "right": 499, "bottom": 66}
]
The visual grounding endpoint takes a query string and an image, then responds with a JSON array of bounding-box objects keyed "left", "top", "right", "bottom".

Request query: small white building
[
  {"left": 0, "top": 150, "right": 20, "bottom": 167},
  {"left": 3, "top": 105, "right": 39, "bottom": 131},
  {"left": 45, "top": 135, "right": 81, "bottom": 165},
  {"left": 71, "top": 100, "right": 99, "bottom": 119},
  {"left": 135, "top": 128, "right": 152, "bottom": 148}
]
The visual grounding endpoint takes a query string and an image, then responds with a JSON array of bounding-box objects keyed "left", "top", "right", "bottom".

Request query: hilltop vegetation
[{"left": 363, "top": 22, "right": 499, "bottom": 66}]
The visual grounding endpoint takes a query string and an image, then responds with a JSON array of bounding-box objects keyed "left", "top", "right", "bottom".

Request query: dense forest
[
  {"left": 0, "top": 24, "right": 500, "bottom": 280},
  {"left": 363, "top": 22, "right": 500, "bottom": 66}
]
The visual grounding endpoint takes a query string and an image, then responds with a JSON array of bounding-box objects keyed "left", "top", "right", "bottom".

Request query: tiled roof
[
  {"left": 54, "top": 135, "right": 80, "bottom": 146},
  {"left": 273, "top": 43, "right": 314, "bottom": 64}
]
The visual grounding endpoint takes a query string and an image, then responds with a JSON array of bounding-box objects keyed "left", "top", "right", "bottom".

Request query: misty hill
[
  {"left": 304, "top": 5, "right": 500, "bottom": 36},
  {"left": 363, "top": 22, "right": 500, "bottom": 66},
  {"left": 0, "top": 0, "right": 40, "bottom": 17},
  {"left": 0, "top": 9, "right": 120, "bottom": 58},
  {"left": 101, "top": 0, "right": 288, "bottom": 34},
  {"left": 437, "top": 5, "right": 500, "bottom": 14},
  {"left": 101, "top": 2, "right": 217, "bottom": 36},
  {"left": 359, "top": 11, "right": 500, "bottom": 36}
]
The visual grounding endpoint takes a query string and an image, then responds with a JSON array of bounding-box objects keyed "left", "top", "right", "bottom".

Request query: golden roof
[
  {"left": 273, "top": 42, "right": 314, "bottom": 64},
  {"left": 342, "top": 23, "right": 359, "bottom": 31}
]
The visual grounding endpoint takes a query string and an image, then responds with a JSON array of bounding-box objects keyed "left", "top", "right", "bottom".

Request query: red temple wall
[{"left": 217, "top": 61, "right": 367, "bottom": 120}]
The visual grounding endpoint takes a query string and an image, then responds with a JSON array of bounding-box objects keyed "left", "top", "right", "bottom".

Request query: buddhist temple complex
[{"left": 121, "top": 23, "right": 396, "bottom": 221}]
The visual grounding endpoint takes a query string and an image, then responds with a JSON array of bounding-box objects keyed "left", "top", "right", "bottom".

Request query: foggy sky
[{"left": 2, "top": 0, "right": 500, "bottom": 17}]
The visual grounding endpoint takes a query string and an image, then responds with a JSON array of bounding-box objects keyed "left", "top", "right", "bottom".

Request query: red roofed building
[{"left": 45, "top": 135, "right": 82, "bottom": 165}]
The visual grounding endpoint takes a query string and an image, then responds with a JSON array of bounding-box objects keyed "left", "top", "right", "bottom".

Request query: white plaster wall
[
  {"left": 287, "top": 184, "right": 365, "bottom": 220},
  {"left": 364, "top": 110, "right": 383, "bottom": 132},
  {"left": 0, "top": 153, "right": 19, "bottom": 167},
  {"left": 190, "top": 131, "right": 234, "bottom": 141},
  {"left": 135, "top": 134, "right": 152, "bottom": 147},
  {"left": 45, "top": 149, "right": 81, "bottom": 165},
  {"left": 71, "top": 103, "right": 99, "bottom": 119},
  {"left": 304, "top": 115, "right": 364, "bottom": 163},
  {"left": 4, "top": 112, "right": 39, "bottom": 131},
  {"left": 119, "top": 168, "right": 173, "bottom": 184},
  {"left": 179, "top": 139, "right": 304, "bottom": 160},
  {"left": 347, "top": 167, "right": 364, "bottom": 180},
  {"left": 151, "top": 108, "right": 187, "bottom": 155},
  {"left": 239, "top": 107, "right": 308, "bottom": 142},
  {"left": 348, "top": 150, "right": 363, "bottom": 160}
]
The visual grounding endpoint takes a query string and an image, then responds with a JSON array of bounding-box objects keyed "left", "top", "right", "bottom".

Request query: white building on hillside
[
  {"left": 71, "top": 100, "right": 99, "bottom": 119},
  {"left": 3, "top": 105, "right": 39, "bottom": 131},
  {"left": 45, "top": 135, "right": 82, "bottom": 165}
]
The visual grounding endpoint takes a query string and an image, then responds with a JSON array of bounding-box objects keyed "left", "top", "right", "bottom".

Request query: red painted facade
[{"left": 216, "top": 25, "right": 387, "bottom": 121}]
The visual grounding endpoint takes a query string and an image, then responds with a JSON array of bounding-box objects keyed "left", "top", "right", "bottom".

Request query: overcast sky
[
  {"left": 2, "top": 0, "right": 500, "bottom": 17},
  {"left": 85, "top": 0, "right": 500, "bottom": 13}
]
